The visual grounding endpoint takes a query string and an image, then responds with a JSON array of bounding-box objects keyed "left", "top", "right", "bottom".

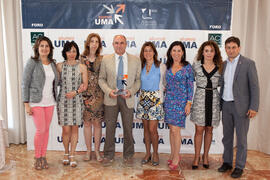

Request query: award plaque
[{"left": 116, "top": 74, "right": 128, "bottom": 95}]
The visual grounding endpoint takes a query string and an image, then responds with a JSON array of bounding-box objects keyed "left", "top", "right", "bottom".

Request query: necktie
[{"left": 117, "top": 56, "right": 124, "bottom": 90}]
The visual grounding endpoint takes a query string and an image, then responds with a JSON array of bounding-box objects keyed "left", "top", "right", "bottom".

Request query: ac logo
[
  {"left": 31, "top": 32, "right": 44, "bottom": 45},
  {"left": 208, "top": 33, "right": 222, "bottom": 46}
]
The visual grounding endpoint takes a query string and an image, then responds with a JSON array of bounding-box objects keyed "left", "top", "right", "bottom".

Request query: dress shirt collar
[
  {"left": 115, "top": 52, "right": 127, "bottom": 62},
  {"left": 226, "top": 54, "right": 240, "bottom": 65}
]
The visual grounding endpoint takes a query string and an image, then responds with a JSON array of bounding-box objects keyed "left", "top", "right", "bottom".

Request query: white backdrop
[{"left": 22, "top": 29, "right": 232, "bottom": 153}]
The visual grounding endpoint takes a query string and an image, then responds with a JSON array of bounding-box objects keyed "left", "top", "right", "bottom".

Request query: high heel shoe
[
  {"left": 168, "top": 156, "right": 181, "bottom": 165},
  {"left": 69, "top": 155, "right": 77, "bottom": 168},
  {"left": 34, "top": 157, "right": 42, "bottom": 170},
  {"left": 151, "top": 154, "right": 159, "bottom": 166},
  {"left": 62, "top": 154, "right": 70, "bottom": 165},
  {"left": 41, "top": 157, "right": 49, "bottom": 169},
  {"left": 169, "top": 163, "right": 179, "bottom": 170},
  {"left": 141, "top": 156, "right": 151, "bottom": 164},
  {"left": 202, "top": 155, "right": 209, "bottom": 169},
  {"left": 95, "top": 151, "right": 103, "bottom": 162},
  {"left": 192, "top": 157, "right": 200, "bottom": 170},
  {"left": 83, "top": 151, "right": 91, "bottom": 161}
]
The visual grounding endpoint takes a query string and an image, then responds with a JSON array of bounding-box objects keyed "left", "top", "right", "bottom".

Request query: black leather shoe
[
  {"left": 192, "top": 165, "right": 198, "bottom": 170},
  {"left": 218, "top": 163, "right": 232, "bottom": 172},
  {"left": 231, "top": 168, "right": 243, "bottom": 178}
]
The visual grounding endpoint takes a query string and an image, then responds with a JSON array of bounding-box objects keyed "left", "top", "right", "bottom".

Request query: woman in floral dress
[{"left": 164, "top": 41, "right": 194, "bottom": 170}]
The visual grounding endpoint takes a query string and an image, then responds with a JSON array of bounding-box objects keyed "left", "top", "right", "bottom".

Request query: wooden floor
[{"left": 1, "top": 144, "right": 270, "bottom": 179}]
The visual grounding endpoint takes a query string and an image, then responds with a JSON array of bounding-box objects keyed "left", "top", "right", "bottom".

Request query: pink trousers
[{"left": 31, "top": 106, "right": 54, "bottom": 158}]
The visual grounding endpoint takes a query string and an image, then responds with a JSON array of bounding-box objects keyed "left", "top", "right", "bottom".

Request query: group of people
[{"left": 22, "top": 34, "right": 259, "bottom": 179}]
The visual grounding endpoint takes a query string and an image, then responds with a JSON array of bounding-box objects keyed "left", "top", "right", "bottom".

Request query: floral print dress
[{"left": 164, "top": 64, "right": 194, "bottom": 127}]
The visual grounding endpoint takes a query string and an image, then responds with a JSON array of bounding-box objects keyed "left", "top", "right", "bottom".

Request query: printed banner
[
  {"left": 22, "top": 0, "right": 232, "bottom": 30},
  {"left": 21, "top": 0, "right": 233, "bottom": 154}
]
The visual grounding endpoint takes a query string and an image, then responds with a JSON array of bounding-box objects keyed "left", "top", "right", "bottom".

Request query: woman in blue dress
[{"left": 164, "top": 41, "right": 194, "bottom": 170}]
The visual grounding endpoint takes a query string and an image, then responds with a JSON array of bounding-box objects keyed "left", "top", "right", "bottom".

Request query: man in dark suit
[{"left": 218, "top": 36, "right": 259, "bottom": 178}]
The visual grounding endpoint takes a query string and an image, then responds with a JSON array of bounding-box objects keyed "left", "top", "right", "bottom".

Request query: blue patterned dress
[{"left": 164, "top": 64, "right": 194, "bottom": 127}]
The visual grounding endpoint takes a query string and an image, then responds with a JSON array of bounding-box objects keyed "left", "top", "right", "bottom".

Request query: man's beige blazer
[{"left": 98, "top": 53, "right": 141, "bottom": 108}]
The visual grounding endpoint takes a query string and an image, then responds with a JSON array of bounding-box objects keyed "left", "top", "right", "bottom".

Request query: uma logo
[
  {"left": 30, "top": 32, "right": 44, "bottom": 45},
  {"left": 95, "top": 4, "right": 125, "bottom": 25},
  {"left": 208, "top": 33, "right": 222, "bottom": 46},
  {"left": 180, "top": 38, "right": 198, "bottom": 49},
  {"left": 54, "top": 37, "right": 75, "bottom": 48}
]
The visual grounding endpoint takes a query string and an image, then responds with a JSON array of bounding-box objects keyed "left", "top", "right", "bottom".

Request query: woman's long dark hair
[
  {"left": 196, "top": 40, "right": 223, "bottom": 73},
  {"left": 31, "top": 36, "right": 54, "bottom": 62},
  {"left": 140, "top": 41, "right": 160, "bottom": 69},
  {"left": 166, "top": 41, "right": 189, "bottom": 69}
]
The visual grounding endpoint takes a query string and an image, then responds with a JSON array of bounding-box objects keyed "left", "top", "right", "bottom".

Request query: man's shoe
[
  {"left": 124, "top": 157, "right": 134, "bottom": 167},
  {"left": 102, "top": 157, "right": 113, "bottom": 167},
  {"left": 218, "top": 163, "right": 232, "bottom": 172},
  {"left": 231, "top": 168, "right": 243, "bottom": 178}
]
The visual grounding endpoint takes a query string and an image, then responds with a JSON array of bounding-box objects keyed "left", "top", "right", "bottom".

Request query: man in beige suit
[{"left": 99, "top": 35, "right": 141, "bottom": 166}]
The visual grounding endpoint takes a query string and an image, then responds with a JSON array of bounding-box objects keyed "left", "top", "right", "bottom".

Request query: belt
[
  {"left": 197, "top": 86, "right": 217, "bottom": 91},
  {"left": 223, "top": 100, "right": 234, "bottom": 103}
]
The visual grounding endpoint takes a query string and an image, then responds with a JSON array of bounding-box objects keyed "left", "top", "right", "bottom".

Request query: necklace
[
  {"left": 146, "top": 63, "right": 153, "bottom": 73},
  {"left": 88, "top": 56, "right": 96, "bottom": 63},
  {"left": 203, "top": 63, "right": 215, "bottom": 73}
]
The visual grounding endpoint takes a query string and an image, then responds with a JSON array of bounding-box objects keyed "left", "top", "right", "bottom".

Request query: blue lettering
[
  {"left": 102, "top": 40, "right": 106, "bottom": 47},
  {"left": 191, "top": 42, "right": 197, "bottom": 48},
  {"left": 183, "top": 41, "right": 191, "bottom": 49},
  {"left": 102, "top": 122, "right": 106, "bottom": 128},
  {"left": 151, "top": 41, "right": 167, "bottom": 48},
  {"left": 159, "top": 57, "right": 167, "bottom": 64},
  {"left": 183, "top": 41, "right": 197, "bottom": 49},
  {"left": 160, "top": 41, "right": 167, "bottom": 48},
  {"left": 101, "top": 137, "right": 105, "bottom": 143},
  {"left": 126, "top": 40, "right": 136, "bottom": 48},
  {"left": 181, "top": 138, "right": 193, "bottom": 145},
  {"left": 158, "top": 122, "right": 169, "bottom": 129},
  {"left": 57, "top": 136, "right": 63, "bottom": 143},
  {"left": 158, "top": 138, "right": 164, "bottom": 144},
  {"left": 133, "top": 122, "right": 143, "bottom": 129},
  {"left": 54, "top": 40, "right": 67, "bottom": 48},
  {"left": 116, "top": 122, "right": 121, "bottom": 128},
  {"left": 115, "top": 137, "right": 124, "bottom": 144}
]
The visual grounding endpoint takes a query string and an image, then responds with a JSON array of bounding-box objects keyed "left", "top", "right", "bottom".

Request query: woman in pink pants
[{"left": 22, "top": 36, "right": 59, "bottom": 170}]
